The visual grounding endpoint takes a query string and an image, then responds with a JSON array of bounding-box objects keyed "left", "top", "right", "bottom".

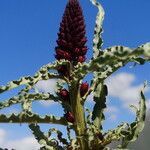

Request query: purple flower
[
  {"left": 57, "top": 65, "right": 68, "bottom": 77},
  {"left": 80, "top": 82, "right": 89, "bottom": 97},
  {"left": 59, "top": 89, "right": 70, "bottom": 101},
  {"left": 55, "top": 0, "right": 87, "bottom": 64},
  {"left": 64, "top": 111, "right": 75, "bottom": 123}
]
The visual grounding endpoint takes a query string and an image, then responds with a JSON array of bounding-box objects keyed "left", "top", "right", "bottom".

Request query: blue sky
[{"left": 0, "top": 0, "right": 150, "bottom": 149}]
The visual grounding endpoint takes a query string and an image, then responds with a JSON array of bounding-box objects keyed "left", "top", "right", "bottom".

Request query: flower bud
[
  {"left": 96, "top": 132, "right": 104, "bottom": 141},
  {"left": 74, "top": 48, "right": 80, "bottom": 55},
  {"left": 80, "top": 82, "right": 89, "bottom": 97},
  {"left": 55, "top": 49, "right": 71, "bottom": 61},
  {"left": 81, "top": 47, "right": 88, "bottom": 55},
  {"left": 59, "top": 89, "right": 70, "bottom": 101},
  {"left": 64, "top": 111, "right": 75, "bottom": 123},
  {"left": 78, "top": 56, "right": 86, "bottom": 63},
  {"left": 57, "top": 65, "right": 68, "bottom": 77}
]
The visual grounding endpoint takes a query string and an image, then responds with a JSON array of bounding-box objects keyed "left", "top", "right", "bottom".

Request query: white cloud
[
  {"left": 87, "top": 72, "right": 144, "bottom": 108},
  {"left": 0, "top": 128, "right": 6, "bottom": 145},
  {"left": 108, "top": 114, "right": 117, "bottom": 121},
  {"left": 39, "top": 100, "right": 57, "bottom": 107},
  {"left": 34, "top": 79, "right": 58, "bottom": 107},
  {"left": 0, "top": 128, "right": 40, "bottom": 150},
  {"left": 104, "top": 106, "right": 119, "bottom": 122},
  {"left": 105, "top": 72, "right": 149, "bottom": 108},
  {"left": 5, "top": 137, "right": 40, "bottom": 150},
  {"left": 146, "top": 99, "right": 150, "bottom": 111},
  {"left": 34, "top": 79, "right": 57, "bottom": 93},
  {"left": 86, "top": 72, "right": 150, "bottom": 121},
  {"left": 104, "top": 106, "right": 119, "bottom": 114}
]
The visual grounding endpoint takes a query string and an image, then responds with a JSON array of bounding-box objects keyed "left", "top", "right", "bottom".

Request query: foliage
[{"left": 0, "top": 0, "right": 150, "bottom": 149}]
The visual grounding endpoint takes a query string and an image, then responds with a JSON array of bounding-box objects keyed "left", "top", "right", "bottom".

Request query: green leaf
[
  {"left": 92, "top": 82, "right": 108, "bottom": 129},
  {"left": 48, "top": 128, "right": 68, "bottom": 145},
  {"left": 90, "top": 0, "right": 105, "bottom": 58},
  {"left": 121, "top": 86, "right": 147, "bottom": 148}
]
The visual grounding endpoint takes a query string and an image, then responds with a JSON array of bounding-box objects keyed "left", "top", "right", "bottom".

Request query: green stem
[{"left": 70, "top": 80, "right": 89, "bottom": 150}]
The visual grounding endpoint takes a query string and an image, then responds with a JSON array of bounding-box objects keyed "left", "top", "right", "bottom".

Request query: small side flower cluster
[
  {"left": 80, "top": 82, "right": 89, "bottom": 97},
  {"left": 58, "top": 82, "right": 89, "bottom": 123},
  {"left": 64, "top": 111, "right": 75, "bottom": 123},
  {"left": 59, "top": 89, "right": 70, "bottom": 101}
]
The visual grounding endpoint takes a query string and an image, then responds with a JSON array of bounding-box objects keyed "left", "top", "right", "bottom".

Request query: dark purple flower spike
[{"left": 55, "top": 0, "right": 87, "bottom": 68}]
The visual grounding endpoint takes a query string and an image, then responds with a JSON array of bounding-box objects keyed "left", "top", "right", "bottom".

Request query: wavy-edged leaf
[
  {"left": 90, "top": 0, "right": 105, "bottom": 58},
  {"left": 29, "top": 124, "right": 60, "bottom": 150},
  {"left": 121, "top": 86, "right": 147, "bottom": 148},
  {"left": 48, "top": 128, "right": 68, "bottom": 145},
  {"left": 92, "top": 82, "right": 107, "bottom": 129},
  {"left": 0, "top": 113, "right": 68, "bottom": 125},
  {"left": 74, "top": 42, "right": 150, "bottom": 80}
]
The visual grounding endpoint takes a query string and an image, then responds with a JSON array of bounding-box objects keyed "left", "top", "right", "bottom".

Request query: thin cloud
[
  {"left": 34, "top": 79, "right": 58, "bottom": 93},
  {"left": 106, "top": 72, "right": 149, "bottom": 109},
  {"left": 108, "top": 114, "right": 117, "bottom": 121},
  {"left": 0, "top": 128, "right": 6, "bottom": 145},
  {"left": 104, "top": 106, "right": 119, "bottom": 114},
  {"left": 0, "top": 128, "right": 40, "bottom": 150},
  {"left": 39, "top": 100, "right": 57, "bottom": 107},
  {"left": 6, "top": 137, "right": 40, "bottom": 150},
  {"left": 104, "top": 106, "right": 119, "bottom": 122},
  {"left": 34, "top": 79, "right": 58, "bottom": 107}
]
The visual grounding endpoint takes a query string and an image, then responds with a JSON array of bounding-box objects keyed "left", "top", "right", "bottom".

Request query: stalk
[{"left": 70, "top": 80, "right": 89, "bottom": 150}]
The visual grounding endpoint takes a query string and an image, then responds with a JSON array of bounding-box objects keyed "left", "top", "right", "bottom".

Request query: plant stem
[{"left": 70, "top": 80, "right": 89, "bottom": 150}]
